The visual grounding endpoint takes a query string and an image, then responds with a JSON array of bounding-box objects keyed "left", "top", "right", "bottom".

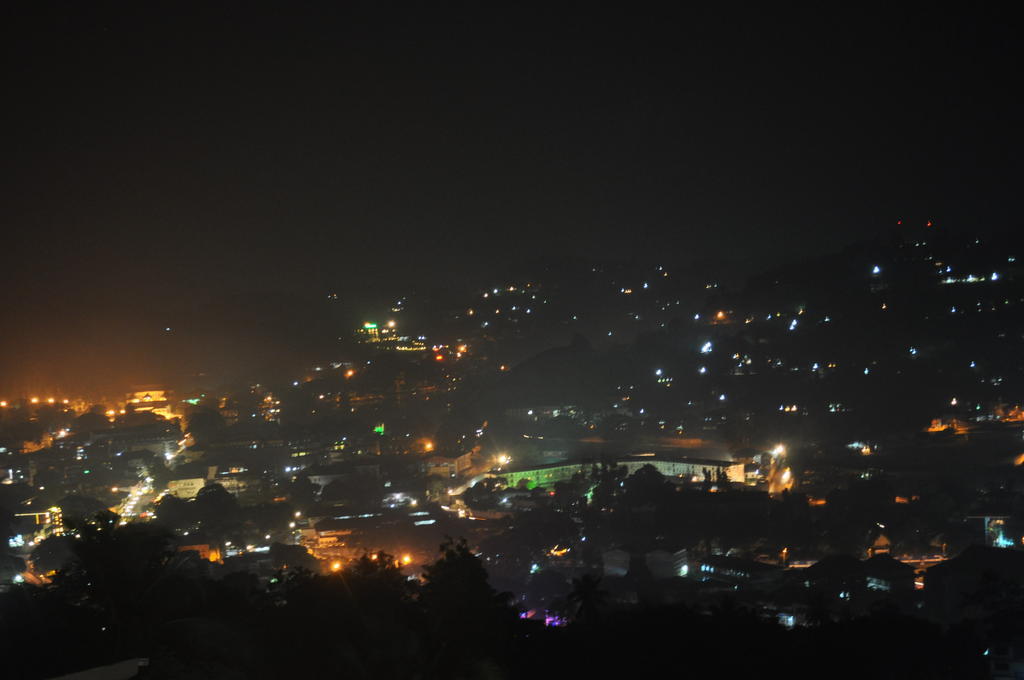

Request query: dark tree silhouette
[
  {"left": 420, "top": 538, "right": 518, "bottom": 676},
  {"left": 74, "top": 405, "right": 110, "bottom": 434},
  {"left": 568, "top": 573, "right": 607, "bottom": 623}
]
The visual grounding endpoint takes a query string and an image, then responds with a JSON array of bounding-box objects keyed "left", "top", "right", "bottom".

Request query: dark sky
[{"left": 1, "top": 2, "right": 1020, "bottom": 396}]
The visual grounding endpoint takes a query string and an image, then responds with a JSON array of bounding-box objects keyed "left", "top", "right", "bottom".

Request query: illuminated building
[
  {"left": 497, "top": 455, "right": 745, "bottom": 490},
  {"left": 178, "top": 543, "right": 223, "bottom": 563},
  {"left": 355, "top": 321, "right": 427, "bottom": 352},
  {"left": 167, "top": 477, "right": 208, "bottom": 499},
  {"left": 47, "top": 506, "right": 64, "bottom": 537},
  {"left": 125, "top": 386, "right": 177, "bottom": 421},
  {"left": 423, "top": 451, "right": 474, "bottom": 478}
]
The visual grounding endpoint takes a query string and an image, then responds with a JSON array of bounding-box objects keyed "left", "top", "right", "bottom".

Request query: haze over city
[{"left": 2, "top": 4, "right": 1023, "bottom": 679}]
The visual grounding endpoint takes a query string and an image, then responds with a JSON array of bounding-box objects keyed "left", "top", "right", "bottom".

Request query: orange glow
[
  {"left": 434, "top": 354, "right": 444, "bottom": 361},
  {"left": 30, "top": 397, "right": 39, "bottom": 404},
  {"left": 1014, "top": 453, "right": 1024, "bottom": 466},
  {"left": 998, "top": 406, "right": 1024, "bottom": 423},
  {"left": 895, "top": 496, "right": 909, "bottom": 504},
  {"left": 331, "top": 560, "right": 342, "bottom": 572},
  {"left": 0, "top": 401, "right": 6, "bottom": 408},
  {"left": 807, "top": 497, "right": 827, "bottom": 506},
  {"left": 401, "top": 554, "right": 412, "bottom": 565},
  {"left": 345, "top": 369, "right": 355, "bottom": 378},
  {"left": 715, "top": 310, "right": 726, "bottom": 320},
  {"left": 47, "top": 398, "right": 55, "bottom": 404}
]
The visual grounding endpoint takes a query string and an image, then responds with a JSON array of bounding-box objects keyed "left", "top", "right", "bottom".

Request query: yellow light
[
  {"left": 424, "top": 440, "right": 434, "bottom": 452},
  {"left": 47, "top": 397, "right": 55, "bottom": 404},
  {"left": 0, "top": 401, "right": 6, "bottom": 408},
  {"left": 105, "top": 409, "right": 116, "bottom": 417},
  {"left": 331, "top": 560, "right": 342, "bottom": 572},
  {"left": 402, "top": 554, "right": 412, "bottom": 565},
  {"left": 345, "top": 369, "right": 355, "bottom": 378},
  {"left": 387, "top": 320, "right": 396, "bottom": 328},
  {"left": 30, "top": 397, "right": 39, "bottom": 404}
]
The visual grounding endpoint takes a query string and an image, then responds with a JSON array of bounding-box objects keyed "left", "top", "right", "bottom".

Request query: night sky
[{"left": 1, "top": 3, "right": 1019, "bottom": 395}]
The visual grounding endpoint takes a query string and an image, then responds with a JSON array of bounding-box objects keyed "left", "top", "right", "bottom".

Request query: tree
[
  {"left": 0, "top": 499, "right": 26, "bottom": 581},
  {"left": 56, "top": 519, "right": 179, "bottom": 658},
  {"left": 287, "top": 475, "right": 318, "bottom": 508},
  {"left": 420, "top": 538, "right": 517, "bottom": 675},
  {"left": 269, "top": 543, "right": 319, "bottom": 572},
  {"left": 117, "top": 410, "right": 164, "bottom": 427},
  {"left": 186, "top": 408, "right": 225, "bottom": 445},
  {"left": 154, "top": 493, "right": 193, "bottom": 532},
  {"left": 622, "top": 464, "right": 672, "bottom": 508},
  {"left": 193, "top": 483, "right": 240, "bottom": 540},
  {"left": 567, "top": 573, "right": 607, "bottom": 623},
  {"left": 589, "top": 462, "right": 626, "bottom": 509},
  {"left": 57, "top": 494, "right": 108, "bottom": 526},
  {"left": 75, "top": 405, "right": 111, "bottom": 434},
  {"left": 29, "top": 535, "right": 76, "bottom": 575}
]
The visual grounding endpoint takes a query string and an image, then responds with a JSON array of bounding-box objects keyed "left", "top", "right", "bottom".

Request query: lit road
[{"left": 117, "top": 476, "right": 155, "bottom": 524}]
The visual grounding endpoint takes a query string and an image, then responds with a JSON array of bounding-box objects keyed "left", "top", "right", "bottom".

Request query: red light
[
  {"left": 434, "top": 354, "right": 444, "bottom": 361},
  {"left": 897, "top": 219, "right": 902, "bottom": 225},
  {"left": 926, "top": 220, "right": 933, "bottom": 227}
]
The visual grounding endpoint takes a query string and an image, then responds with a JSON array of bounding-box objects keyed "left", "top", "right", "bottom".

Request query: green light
[
  {"left": 363, "top": 323, "right": 378, "bottom": 329},
  {"left": 373, "top": 424, "right": 385, "bottom": 435},
  {"left": 183, "top": 398, "right": 201, "bottom": 405}
]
